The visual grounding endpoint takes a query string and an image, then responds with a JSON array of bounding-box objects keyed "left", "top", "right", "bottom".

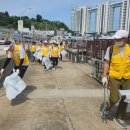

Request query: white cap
[
  {"left": 4, "top": 41, "right": 13, "bottom": 50},
  {"left": 53, "top": 40, "right": 57, "bottom": 43},
  {"left": 44, "top": 40, "right": 47, "bottom": 43},
  {"left": 113, "top": 30, "right": 129, "bottom": 39},
  {"left": 49, "top": 40, "right": 53, "bottom": 44}
]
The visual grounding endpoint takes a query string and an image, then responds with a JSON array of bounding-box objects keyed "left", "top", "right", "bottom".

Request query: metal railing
[{"left": 65, "top": 38, "right": 114, "bottom": 82}]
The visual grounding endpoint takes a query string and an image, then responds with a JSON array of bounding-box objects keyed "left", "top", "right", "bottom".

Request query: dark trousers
[
  {"left": 13, "top": 66, "right": 28, "bottom": 78},
  {"left": 52, "top": 57, "right": 58, "bottom": 68},
  {"left": 30, "top": 52, "right": 35, "bottom": 62},
  {"left": 60, "top": 53, "right": 62, "bottom": 61}
]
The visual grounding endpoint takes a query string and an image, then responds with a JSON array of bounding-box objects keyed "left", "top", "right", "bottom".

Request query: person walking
[
  {"left": 58, "top": 42, "right": 64, "bottom": 61},
  {"left": 36, "top": 42, "right": 42, "bottom": 64},
  {"left": 102, "top": 30, "right": 130, "bottom": 129},
  {"left": 41, "top": 42, "right": 50, "bottom": 70},
  {"left": 0, "top": 39, "right": 29, "bottom": 78},
  {"left": 50, "top": 42, "right": 60, "bottom": 70},
  {"left": 30, "top": 41, "right": 36, "bottom": 62}
]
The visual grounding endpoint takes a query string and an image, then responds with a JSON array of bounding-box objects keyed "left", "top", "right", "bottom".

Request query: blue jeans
[{"left": 30, "top": 52, "right": 35, "bottom": 62}]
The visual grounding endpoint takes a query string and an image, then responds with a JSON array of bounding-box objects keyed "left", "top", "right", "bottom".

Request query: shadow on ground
[
  {"left": 56, "top": 66, "right": 62, "bottom": 69},
  {"left": 11, "top": 85, "right": 37, "bottom": 106}
]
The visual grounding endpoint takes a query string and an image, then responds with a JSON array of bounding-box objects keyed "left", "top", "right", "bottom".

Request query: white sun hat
[{"left": 113, "top": 30, "right": 129, "bottom": 39}]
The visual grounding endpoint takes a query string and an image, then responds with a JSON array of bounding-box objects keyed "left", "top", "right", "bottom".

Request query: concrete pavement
[{"left": 0, "top": 59, "right": 130, "bottom": 130}]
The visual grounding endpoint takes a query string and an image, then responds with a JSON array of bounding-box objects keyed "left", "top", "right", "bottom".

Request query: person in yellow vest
[
  {"left": 102, "top": 30, "right": 130, "bottom": 129},
  {"left": 41, "top": 41, "right": 50, "bottom": 70},
  {"left": 59, "top": 42, "right": 64, "bottom": 61},
  {"left": 50, "top": 42, "right": 60, "bottom": 70},
  {"left": 0, "top": 40, "right": 29, "bottom": 78},
  {"left": 36, "top": 42, "right": 42, "bottom": 64},
  {"left": 30, "top": 41, "right": 36, "bottom": 62}
]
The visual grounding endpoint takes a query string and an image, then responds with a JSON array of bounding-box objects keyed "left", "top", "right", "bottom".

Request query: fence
[
  {"left": 66, "top": 38, "right": 114, "bottom": 61},
  {"left": 66, "top": 38, "right": 114, "bottom": 82}
]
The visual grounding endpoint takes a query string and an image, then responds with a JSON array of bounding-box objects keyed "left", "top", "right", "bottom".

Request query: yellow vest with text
[
  {"left": 109, "top": 44, "right": 130, "bottom": 79},
  {"left": 41, "top": 46, "right": 49, "bottom": 56},
  {"left": 30, "top": 45, "right": 36, "bottom": 52},
  {"left": 51, "top": 47, "right": 59, "bottom": 57},
  {"left": 12, "top": 45, "right": 29, "bottom": 66}
]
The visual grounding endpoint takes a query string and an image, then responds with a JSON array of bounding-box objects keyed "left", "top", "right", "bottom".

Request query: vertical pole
[
  {"left": 46, "top": 22, "right": 47, "bottom": 31},
  {"left": 77, "top": 44, "right": 79, "bottom": 63},
  {"left": 86, "top": 41, "right": 88, "bottom": 63}
]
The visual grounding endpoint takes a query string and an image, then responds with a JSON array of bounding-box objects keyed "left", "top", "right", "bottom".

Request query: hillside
[{"left": 0, "top": 11, "right": 72, "bottom": 32}]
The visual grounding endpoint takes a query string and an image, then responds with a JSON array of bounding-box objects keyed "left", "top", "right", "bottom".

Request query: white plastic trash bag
[
  {"left": 61, "top": 50, "right": 67, "bottom": 57},
  {"left": 119, "top": 90, "right": 130, "bottom": 103},
  {"left": 3, "top": 70, "right": 26, "bottom": 100},
  {"left": 33, "top": 52, "right": 42, "bottom": 60},
  {"left": 42, "top": 57, "right": 52, "bottom": 69}
]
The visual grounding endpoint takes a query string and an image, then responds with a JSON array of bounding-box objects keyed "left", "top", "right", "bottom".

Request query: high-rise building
[
  {"left": 71, "top": 6, "right": 87, "bottom": 36},
  {"left": 71, "top": 8, "right": 81, "bottom": 35},
  {"left": 71, "top": 0, "right": 130, "bottom": 36}
]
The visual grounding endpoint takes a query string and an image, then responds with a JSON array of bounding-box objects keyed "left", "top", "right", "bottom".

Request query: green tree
[
  {"left": 5, "top": 11, "right": 9, "bottom": 17},
  {"left": 24, "top": 19, "right": 31, "bottom": 28},
  {"left": 36, "top": 14, "right": 42, "bottom": 22}
]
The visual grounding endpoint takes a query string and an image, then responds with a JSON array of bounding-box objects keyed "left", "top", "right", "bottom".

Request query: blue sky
[{"left": 0, "top": 0, "right": 113, "bottom": 29}]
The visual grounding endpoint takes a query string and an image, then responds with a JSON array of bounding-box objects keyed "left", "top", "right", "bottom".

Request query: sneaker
[
  {"left": 53, "top": 68, "right": 56, "bottom": 70},
  {"left": 113, "top": 117, "right": 127, "bottom": 129}
]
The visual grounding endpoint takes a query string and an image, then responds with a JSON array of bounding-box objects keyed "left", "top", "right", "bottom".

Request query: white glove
[
  {"left": 0, "top": 69, "right": 4, "bottom": 76},
  {"left": 102, "top": 76, "right": 108, "bottom": 86},
  {"left": 16, "top": 69, "right": 20, "bottom": 75}
]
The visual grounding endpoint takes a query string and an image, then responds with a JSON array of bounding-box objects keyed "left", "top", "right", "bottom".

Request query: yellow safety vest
[
  {"left": 58, "top": 45, "right": 64, "bottom": 52},
  {"left": 109, "top": 44, "right": 130, "bottom": 79},
  {"left": 41, "top": 46, "right": 49, "bottom": 56},
  {"left": 12, "top": 45, "right": 29, "bottom": 66},
  {"left": 30, "top": 45, "right": 36, "bottom": 52},
  {"left": 51, "top": 47, "right": 59, "bottom": 57}
]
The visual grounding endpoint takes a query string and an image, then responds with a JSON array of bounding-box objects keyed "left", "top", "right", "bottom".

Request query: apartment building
[{"left": 71, "top": 0, "right": 130, "bottom": 36}]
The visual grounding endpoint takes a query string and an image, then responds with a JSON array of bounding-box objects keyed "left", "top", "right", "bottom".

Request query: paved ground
[{"left": 0, "top": 58, "right": 130, "bottom": 130}]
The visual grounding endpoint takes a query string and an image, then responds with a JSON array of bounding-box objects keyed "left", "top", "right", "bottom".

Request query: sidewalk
[{"left": 0, "top": 59, "right": 129, "bottom": 130}]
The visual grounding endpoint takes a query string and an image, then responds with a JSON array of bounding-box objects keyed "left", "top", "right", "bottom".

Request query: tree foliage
[
  {"left": 0, "top": 11, "right": 72, "bottom": 32},
  {"left": 36, "top": 14, "right": 42, "bottom": 22}
]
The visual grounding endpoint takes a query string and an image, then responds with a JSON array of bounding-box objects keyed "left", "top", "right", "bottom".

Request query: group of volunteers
[
  {"left": 1, "top": 30, "right": 130, "bottom": 129},
  {"left": 0, "top": 38, "right": 65, "bottom": 80},
  {"left": 29, "top": 40, "right": 64, "bottom": 70}
]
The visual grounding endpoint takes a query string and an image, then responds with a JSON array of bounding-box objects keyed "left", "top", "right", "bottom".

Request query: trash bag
[
  {"left": 119, "top": 90, "right": 130, "bottom": 103},
  {"left": 42, "top": 57, "right": 52, "bottom": 69},
  {"left": 3, "top": 70, "right": 26, "bottom": 100},
  {"left": 61, "top": 50, "right": 67, "bottom": 57},
  {"left": 33, "top": 52, "right": 42, "bottom": 60}
]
